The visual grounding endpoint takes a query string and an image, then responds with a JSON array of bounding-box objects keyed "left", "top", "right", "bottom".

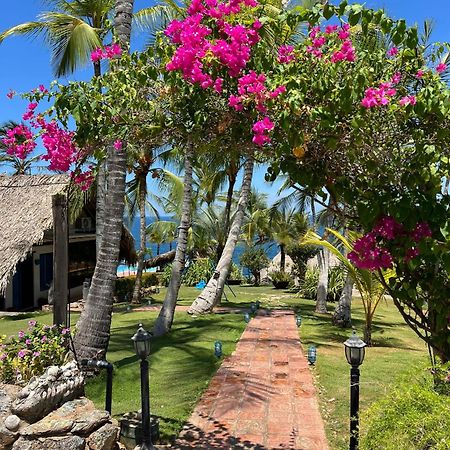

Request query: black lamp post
[
  {"left": 344, "top": 330, "right": 367, "bottom": 450},
  {"left": 132, "top": 323, "right": 155, "bottom": 450}
]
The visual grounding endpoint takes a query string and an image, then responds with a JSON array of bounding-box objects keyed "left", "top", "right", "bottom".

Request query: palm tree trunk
[
  {"left": 280, "top": 244, "right": 286, "bottom": 272},
  {"left": 332, "top": 273, "right": 353, "bottom": 327},
  {"left": 315, "top": 247, "right": 329, "bottom": 313},
  {"left": 188, "top": 154, "right": 254, "bottom": 315},
  {"left": 74, "top": 146, "right": 127, "bottom": 358},
  {"left": 153, "top": 144, "right": 194, "bottom": 336},
  {"left": 224, "top": 162, "right": 237, "bottom": 235},
  {"left": 96, "top": 161, "right": 107, "bottom": 256},
  {"left": 132, "top": 172, "right": 147, "bottom": 304},
  {"left": 73, "top": 0, "right": 134, "bottom": 359}
]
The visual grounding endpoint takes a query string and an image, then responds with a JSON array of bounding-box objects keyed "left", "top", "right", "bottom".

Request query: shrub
[
  {"left": 0, "top": 321, "right": 71, "bottom": 385},
  {"left": 298, "top": 265, "right": 346, "bottom": 301},
  {"left": 361, "top": 369, "right": 450, "bottom": 450},
  {"left": 299, "top": 266, "right": 319, "bottom": 298},
  {"left": 183, "top": 258, "right": 215, "bottom": 286},
  {"left": 240, "top": 247, "right": 269, "bottom": 285},
  {"left": 228, "top": 262, "right": 244, "bottom": 281},
  {"left": 161, "top": 264, "right": 172, "bottom": 287},
  {"left": 115, "top": 276, "right": 135, "bottom": 302},
  {"left": 286, "top": 243, "right": 319, "bottom": 283},
  {"left": 327, "top": 265, "right": 346, "bottom": 302},
  {"left": 141, "top": 272, "right": 159, "bottom": 288}
]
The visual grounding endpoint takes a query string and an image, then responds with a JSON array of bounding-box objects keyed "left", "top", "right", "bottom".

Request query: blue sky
[{"left": 0, "top": 1, "right": 449, "bottom": 206}]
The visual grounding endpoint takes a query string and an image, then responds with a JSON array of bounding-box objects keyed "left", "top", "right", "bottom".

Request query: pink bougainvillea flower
[
  {"left": 391, "top": 72, "right": 402, "bottom": 84},
  {"left": 437, "top": 63, "right": 447, "bottom": 73},
  {"left": 38, "top": 84, "right": 48, "bottom": 93},
  {"left": 213, "top": 78, "right": 223, "bottom": 93},
  {"left": 405, "top": 247, "right": 420, "bottom": 262},
  {"left": 17, "top": 349, "right": 28, "bottom": 358},
  {"left": 6, "top": 90, "right": 15, "bottom": 99},
  {"left": 252, "top": 19, "right": 262, "bottom": 30},
  {"left": 113, "top": 139, "right": 123, "bottom": 150},
  {"left": 387, "top": 47, "right": 398, "bottom": 56},
  {"left": 228, "top": 95, "right": 243, "bottom": 111},
  {"left": 411, "top": 222, "right": 432, "bottom": 241},
  {"left": 278, "top": 45, "right": 295, "bottom": 64},
  {"left": 325, "top": 24, "right": 338, "bottom": 34},
  {"left": 399, "top": 95, "right": 416, "bottom": 106},
  {"left": 90, "top": 48, "right": 103, "bottom": 62},
  {"left": 416, "top": 69, "right": 424, "bottom": 78}
]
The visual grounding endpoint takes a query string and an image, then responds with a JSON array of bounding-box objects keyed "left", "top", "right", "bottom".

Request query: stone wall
[{"left": 0, "top": 361, "right": 119, "bottom": 450}]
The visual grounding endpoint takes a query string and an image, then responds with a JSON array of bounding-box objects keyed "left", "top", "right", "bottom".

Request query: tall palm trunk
[
  {"left": 132, "top": 172, "right": 147, "bottom": 304},
  {"left": 315, "top": 247, "right": 329, "bottom": 313},
  {"left": 96, "top": 161, "right": 107, "bottom": 256},
  {"left": 280, "top": 244, "right": 286, "bottom": 272},
  {"left": 188, "top": 154, "right": 254, "bottom": 315},
  {"left": 332, "top": 273, "right": 353, "bottom": 327},
  {"left": 153, "top": 144, "right": 194, "bottom": 336},
  {"left": 216, "top": 162, "right": 238, "bottom": 260},
  {"left": 74, "top": 0, "right": 134, "bottom": 359}
]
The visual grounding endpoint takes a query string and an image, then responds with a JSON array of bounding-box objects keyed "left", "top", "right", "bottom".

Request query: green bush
[
  {"left": 0, "top": 321, "right": 71, "bottom": 384},
  {"left": 240, "top": 247, "right": 269, "bottom": 285},
  {"left": 141, "top": 272, "right": 159, "bottom": 288},
  {"left": 161, "top": 264, "right": 172, "bottom": 287},
  {"left": 298, "top": 265, "right": 346, "bottom": 301},
  {"left": 115, "top": 276, "right": 135, "bottom": 301},
  {"left": 228, "top": 262, "right": 244, "bottom": 281},
  {"left": 286, "top": 243, "right": 319, "bottom": 283},
  {"left": 299, "top": 266, "right": 319, "bottom": 298},
  {"left": 361, "top": 370, "right": 450, "bottom": 450},
  {"left": 183, "top": 258, "right": 215, "bottom": 286},
  {"left": 269, "top": 270, "right": 291, "bottom": 283}
]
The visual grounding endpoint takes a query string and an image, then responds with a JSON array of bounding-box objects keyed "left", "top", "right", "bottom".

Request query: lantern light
[
  {"left": 131, "top": 323, "right": 152, "bottom": 360},
  {"left": 214, "top": 341, "right": 223, "bottom": 358},
  {"left": 344, "top": 330, "right": 367, "bottom": 367},
  {"left": 307, "top": 345, "right": 317, "bottom": 365}
]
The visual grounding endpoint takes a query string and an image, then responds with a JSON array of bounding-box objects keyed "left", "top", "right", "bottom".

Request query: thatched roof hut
[{"left": 0, "top": 174, "right": 69, "bottom": 294}]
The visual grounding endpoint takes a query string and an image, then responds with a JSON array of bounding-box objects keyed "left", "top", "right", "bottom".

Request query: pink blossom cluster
[
  {"left": 361, "top": 79, "right": 398, "bottom": 108},
  {"left": 278, "top": 45, "right": 295, "bottom": 64},
  {"left": 1, "top": 124, "right": 37, "bottom": 159},
  {"left": 71, "top": 170, "right": 94, "bottom": 191},
  {"left": 399, "top": 95, "right": 417, "bottom": 106},
  {"left": 387, "top": 47, "right": 398, "bottom": 57},
  {"left": 348, "top": 216, "right": 433, "bottom": 271},
  {"left": 90, "top": 44, "right": 122, "bottom": 62},
  {"left": 252, "top": 116, "right": 274, "bottom": 145},
  {"left": 306, "top": 24, "right": 355, "bottom": 62},
  {"left": 2, "top": 102, "right": 93, "bottom": 190},
  {"left": 348, "top": 231, "right": 394, "bottom": 270},
  {"left": 165, "top": 0, "right": 285, "bottom": 146},
  {"left": 436, "top": 62, "right": 447, "bottom": 73}
]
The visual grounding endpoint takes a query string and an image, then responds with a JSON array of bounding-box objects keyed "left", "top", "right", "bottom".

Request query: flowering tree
[{"left": 264, "top": 2, "right": 450, "bottom": 362}]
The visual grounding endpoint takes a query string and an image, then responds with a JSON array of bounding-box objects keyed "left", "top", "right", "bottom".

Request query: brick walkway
[{"left": 173, "top": 310, "right": 329, "bottom": 450}]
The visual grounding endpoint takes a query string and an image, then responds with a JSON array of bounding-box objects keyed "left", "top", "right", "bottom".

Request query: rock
[
  {"left": 47, "top": 366, "right": 59, "bottom": 378},
  {"left": 0, "top": 384, "right": 20, "bottom": 414},
  {"left": 86, "top": 423, "right": 118, "bottom": 450},
  {"left": 5, "top": 414, "right": 20, "bottom": 431},
  {"left": 0, "top": 421, "right": 18, "bottom": 447},
  {"left": 12, "top": 435, "right": 86, "bottom": 450},
  {"left": 21, "top": 398, "right": 108, "bottom": 438}
]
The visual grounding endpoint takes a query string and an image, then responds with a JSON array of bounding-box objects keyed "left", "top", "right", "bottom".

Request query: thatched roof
[{"left": 0, "top": 174, "right": 69, "bottom": 294}]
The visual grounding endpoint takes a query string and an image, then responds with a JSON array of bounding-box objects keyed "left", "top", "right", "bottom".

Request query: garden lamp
[
  {"left": 214, "top": 340, "right": 223, "bottom": 358},
  {"left": 255, "top": 300, "right": 261, "bottom": 309},
  {"left": 250, "top": 302, "right": 257, "bottom": 314},
  {"left": 344, "top": 330, "right": 367, "bottom": 450},
  {"left": 131, "top": 324, "right": 155, "bottom": 450},
  {"left": 244, "top": 312, "right": 251, "bottom": 323},
  {"left": 307, "top": 345, "right": 317, "bottom": 365},
  {"left": 296, "top": 314, "right": 302, "bottom": 327}
]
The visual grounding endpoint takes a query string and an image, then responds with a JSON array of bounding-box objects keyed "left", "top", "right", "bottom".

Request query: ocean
[{"left": 118, "top": 216, "right": 279, "bottom": 274}]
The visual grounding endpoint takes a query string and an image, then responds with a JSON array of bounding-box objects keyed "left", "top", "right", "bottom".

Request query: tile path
[{"left": 172, "top": 309, "right": 330, "bottom": 450}]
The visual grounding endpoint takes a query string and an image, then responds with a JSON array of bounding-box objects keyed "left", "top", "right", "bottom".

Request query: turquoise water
[{"left": 118, "top": 217, "right": 279, "bottom": 273}]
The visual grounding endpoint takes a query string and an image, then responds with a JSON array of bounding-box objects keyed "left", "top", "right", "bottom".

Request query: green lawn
[{"left": 0, "top": 285, "right": 428, "bottom": 448}]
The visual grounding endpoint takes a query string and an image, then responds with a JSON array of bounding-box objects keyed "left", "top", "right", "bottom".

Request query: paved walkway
[{"left": 173, "top": 310, "right": 329, "bottom": 450}]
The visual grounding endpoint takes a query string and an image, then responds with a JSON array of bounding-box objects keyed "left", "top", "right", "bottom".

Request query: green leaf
[{"left": 323, "top": 4, "right": 334, "bottom": 20}]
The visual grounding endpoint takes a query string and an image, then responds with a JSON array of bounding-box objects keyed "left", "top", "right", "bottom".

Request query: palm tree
[
  {"left": 302, "top": 228, "right": 389, "bottom": 345},
  {"left": 73, "top": 0, "right": 134, "bottom": 359},
  {"left": 0, "top": 0, "right": 113, "bottom": 77},
  {"left": 0, "top": 121, "right": 42, "bottom": 175},
  {"left": 188, "top": 152, "right": 255, "bottom": 314},
  {"left": 153, "top": 143, "right": 194, "bottom": 336}
]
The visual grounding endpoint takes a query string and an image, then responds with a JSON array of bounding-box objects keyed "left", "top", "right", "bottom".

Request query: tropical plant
[
  {"left": 285, "top": 243, "right": 318, "bottom": 284},
  {"left": 240, "top": 247, "right": 269, "bottom": 285},
  {"left": 182, "top": 258, "right": 215, "bottom": 286},
  {"left": 299, "top": 266, "right": 319, "bottom": 299},
  {"left": 302, "top": 228, "right": 389, "bottom": 345},
  {"left": 0, "top": 321, "right": 71, "bottom": 384},
  {"left": 0, "top": 121, "right": 42, "bottom": 175},
  {"left": 269, "top": 270, "right": 292, "bottom": 288}
]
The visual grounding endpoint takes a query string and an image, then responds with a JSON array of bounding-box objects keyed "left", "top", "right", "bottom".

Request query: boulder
[
  {"left": 11, "top": 361, "right": 84, "bottom": 423},
  {"left": 21, "top": 398, "right": 108, "bottom": 438},
  {"left": 12, "top": 435, "right": 86, "bottom": 450},
  {"left": 4, "top": 414, "right": 20, "bottom": 431},
  {"left": 0, "top": 420, "right": 19, "bottom": 447},
  {"left": 86, "top": 423, "right": 118, "bottom": 450}
]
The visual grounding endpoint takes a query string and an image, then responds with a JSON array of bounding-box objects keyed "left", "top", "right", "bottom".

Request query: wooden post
[{"left": 52, "top": 194, "right": 68, "bottom": 327}]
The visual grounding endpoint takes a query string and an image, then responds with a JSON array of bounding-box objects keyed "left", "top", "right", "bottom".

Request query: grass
[{"left": 0, "top": 285, "right": 429, "bottom": 448}]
